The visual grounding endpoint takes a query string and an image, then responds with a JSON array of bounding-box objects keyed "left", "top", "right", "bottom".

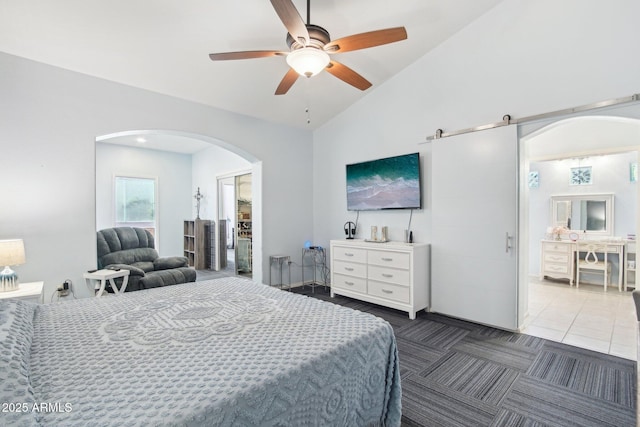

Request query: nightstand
[{"left": 0, "top": 281, "right": 44, "bottom": 303}]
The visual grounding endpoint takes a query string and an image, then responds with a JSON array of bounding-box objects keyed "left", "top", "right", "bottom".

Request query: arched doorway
[
  {"left": 520, "top": 113, "right": 640, "bottom": 359},
  {"left": 94, "top": 129, "right": 263, "bottom": 282}
]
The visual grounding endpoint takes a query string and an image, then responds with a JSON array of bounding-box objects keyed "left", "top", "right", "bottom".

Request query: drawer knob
[
  {"left": 381, "top": 257, "right": 393, "bottom": 262},
  {"left": 344, "top": 267, "right": 354, "bottom": 271},
  {"left": 382, "top": 273, "right": 393, "bottom": 278},
  {"left": 382, "top": 289, "right": 393, "bottom": 294},
  {"left": 345, "top": 253, "right": 354, "bottom": 257},
  {"left": 345, "top": 281, "right": 354, "bottom": 286}
]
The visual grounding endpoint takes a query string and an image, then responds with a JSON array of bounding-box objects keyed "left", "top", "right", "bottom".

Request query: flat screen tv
[{"left": 346, "top": 152, "right": 422, "bottom": 211}]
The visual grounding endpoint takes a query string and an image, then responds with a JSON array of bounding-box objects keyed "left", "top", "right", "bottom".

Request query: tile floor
[{"left": 521, "top": 277, "right": 638, "bottom": 360}]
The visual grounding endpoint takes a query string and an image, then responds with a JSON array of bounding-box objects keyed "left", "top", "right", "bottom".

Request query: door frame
[
  {"left": 519, "top": 107, "right": 640, "bottom": 326},
  {"left": 217, "top": 168, "right": 252, "bottom": 276}
]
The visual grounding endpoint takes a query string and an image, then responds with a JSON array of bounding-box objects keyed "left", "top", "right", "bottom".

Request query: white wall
[
  {"left": 532, "top": 153, "right": 638, "bottom": 237},
  {"left": 95, "top": 142, "right": 192, "bottom": 257},
  {"left": 0, "top": 52, "right": 313, "bottom": 301},
  {"left": 312, "top": 0, "right": 640, "bottom": 252},
  {"left": 191, "top": 144, "right": 251, "bottom": 222}
]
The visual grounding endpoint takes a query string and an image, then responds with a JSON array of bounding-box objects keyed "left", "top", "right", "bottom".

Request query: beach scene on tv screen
[{"left": 347, "top": 154, "right": 420, "bottom": 210}]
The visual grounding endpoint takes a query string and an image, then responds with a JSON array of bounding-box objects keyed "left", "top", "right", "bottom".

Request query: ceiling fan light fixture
[{"left": 286, "top": 47, "right": 330, "bottom": 77}]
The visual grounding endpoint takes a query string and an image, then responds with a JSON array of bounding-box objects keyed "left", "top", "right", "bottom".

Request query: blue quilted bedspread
[{"left": 1, "top": 277, "right": 401, "bottom": 426}]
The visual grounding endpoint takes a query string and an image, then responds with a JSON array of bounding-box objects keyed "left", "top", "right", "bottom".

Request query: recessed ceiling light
[{"left": 136, "top": 137, "right": 147, "bottom": 143}]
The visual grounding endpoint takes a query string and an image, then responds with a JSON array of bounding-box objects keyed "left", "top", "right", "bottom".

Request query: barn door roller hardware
[{"left": 422, "top": 94, "right": 639, "bottom": 143}]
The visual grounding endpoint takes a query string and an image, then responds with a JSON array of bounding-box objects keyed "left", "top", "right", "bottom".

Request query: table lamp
[{"left": 0, "top": 239, "right": 26, "bottom": 292}]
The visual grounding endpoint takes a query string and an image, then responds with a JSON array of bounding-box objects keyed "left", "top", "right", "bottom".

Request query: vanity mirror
[{"left": 550, "top": 194, "right": 614, "bottom": 236}]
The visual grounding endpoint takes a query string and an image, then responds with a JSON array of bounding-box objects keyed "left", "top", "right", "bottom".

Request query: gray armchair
[{"left": 97, "top": 227, "right": 196, "bottom": 292}]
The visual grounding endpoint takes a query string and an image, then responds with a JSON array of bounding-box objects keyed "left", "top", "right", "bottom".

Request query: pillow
[{"left": 0, "top": 300, "right": 38, "bottom": 426}]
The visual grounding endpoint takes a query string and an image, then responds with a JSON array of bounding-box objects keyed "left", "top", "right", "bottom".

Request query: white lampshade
[
  {"left": 0, "top": 239, "right": 25, "bottom": 266},
  {"left": 0, "top": 239, "right": 26, "bottom": 292},
  {"left": 286, "top": 47, "right": 330, "bottom": 77}
]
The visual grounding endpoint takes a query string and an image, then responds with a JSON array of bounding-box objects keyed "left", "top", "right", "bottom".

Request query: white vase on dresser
[{"left": 330, "top": 239, "right": 430, "bottom": 319}]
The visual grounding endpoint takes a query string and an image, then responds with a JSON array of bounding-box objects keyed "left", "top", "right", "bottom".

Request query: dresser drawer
[
  {"left": 368, "top": 280, "right": 410, "bottom": 304},
  {"left": 542, "top": 242, "right": 572, "bottom": 254},
  {"left": 333, "top": 246, "right": 367, "bottom": 263},
  {"left": 544, "top": 263, "right": 570, "bottom": 274},
  {"left": 586, "top": 244, "right": 622, "bottom": 253},
  {"left": 368, "top": 250, "right": 410, "bottom": 269},
  {"left": 544, "top": 253, "right": 570, "bottom": 264},
  {"left": 333, "top": 260, "right": 366, "bottom": 278},
  {"left": 368, "top": 265, "right": 410, "bottom": 286},
  {"left": 332, "top": 274, "right": 367, "bottom": 293}
]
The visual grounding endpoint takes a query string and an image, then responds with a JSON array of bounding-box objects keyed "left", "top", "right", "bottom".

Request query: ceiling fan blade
[
  {"left": 324, "top": 27, "right": 407, "bottom": 53},
  {"left": 275, "top": 68, "right": 300, "bottom": 95},
  {"left": 325, "top": 61, "right": 372, "bottom": 91},
  {"left": 209, "top": 50, "right": 286, "bottom": 61},
  {"left": 270, "top": 0, "right": 309, "bottom": 45}
]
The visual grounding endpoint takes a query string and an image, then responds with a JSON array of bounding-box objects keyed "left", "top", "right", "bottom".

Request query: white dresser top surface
[{"left": 331, "top": 239, "right": 429, "bottom": 249}]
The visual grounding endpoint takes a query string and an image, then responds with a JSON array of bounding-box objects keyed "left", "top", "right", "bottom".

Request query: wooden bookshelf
[{"left": 184, "top": 219, "right": 210, "bottom": 269}]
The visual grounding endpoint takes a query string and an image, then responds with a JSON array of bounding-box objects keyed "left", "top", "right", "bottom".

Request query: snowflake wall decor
[{"left": 570, "top": 166, "right": 592, "bottom": 185}]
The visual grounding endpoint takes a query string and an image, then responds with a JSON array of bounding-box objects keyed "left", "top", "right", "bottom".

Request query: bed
[{"left": 0, "top": 277, "right": 401, "bottom": 426}]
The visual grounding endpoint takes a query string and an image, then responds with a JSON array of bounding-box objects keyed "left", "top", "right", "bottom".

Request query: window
[{"left": 114, "top": 176, "right": 157, "bottom": 237}]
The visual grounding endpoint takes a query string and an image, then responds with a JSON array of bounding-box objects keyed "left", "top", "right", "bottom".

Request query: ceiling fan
[{"left": 208, "top": 0, "right": 407, "bottom": 95}]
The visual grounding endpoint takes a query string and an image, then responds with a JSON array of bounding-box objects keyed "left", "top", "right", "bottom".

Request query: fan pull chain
[{"left": 305, "top": 76, "right": 312, "bottom": 124}]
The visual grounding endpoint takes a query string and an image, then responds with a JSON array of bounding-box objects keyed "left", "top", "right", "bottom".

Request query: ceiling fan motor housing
[
  {"left": 209, "top": 0, "right": 407, "bottom": 95},
  {"left": 287, "top": 24, "right": 330, "bottom": 50}
]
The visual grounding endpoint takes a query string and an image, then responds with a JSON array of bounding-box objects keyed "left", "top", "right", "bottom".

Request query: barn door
[{"left": 431, "top": 125, "right": 519, "bottom": 330}]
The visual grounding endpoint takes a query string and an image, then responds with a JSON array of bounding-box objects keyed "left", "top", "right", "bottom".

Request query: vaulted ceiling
[{"left": 0, "top": 0, "right": 502, "bottom": 129}]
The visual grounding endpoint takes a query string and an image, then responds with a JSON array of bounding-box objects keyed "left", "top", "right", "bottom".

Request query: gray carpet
[{"left": 290, "top": 285, "right": 637, "bottom": 427}]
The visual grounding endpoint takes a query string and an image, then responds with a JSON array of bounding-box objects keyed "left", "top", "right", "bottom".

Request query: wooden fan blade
[
  {"left": 270, "top": 0, "right": 309, "bottom": 45},
  {"left": 209, "top": 50, "right": 286, "bottom": 61},
  {"left": 275, "top": 68, "right": 300, "bottom": 95},
  {"left": 324, "top": 27, "right": 407, "bottom": 53},
  {"left": 325, "top": 61, "right": 372, "bottom": 91}
]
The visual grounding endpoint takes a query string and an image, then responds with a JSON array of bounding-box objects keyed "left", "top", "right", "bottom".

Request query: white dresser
[
  {"left": 330, "top": 240, "right": 429, "bottom": 319},
  {"left": 540, "top": 240, "right": 575, "bottom": 284}
]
